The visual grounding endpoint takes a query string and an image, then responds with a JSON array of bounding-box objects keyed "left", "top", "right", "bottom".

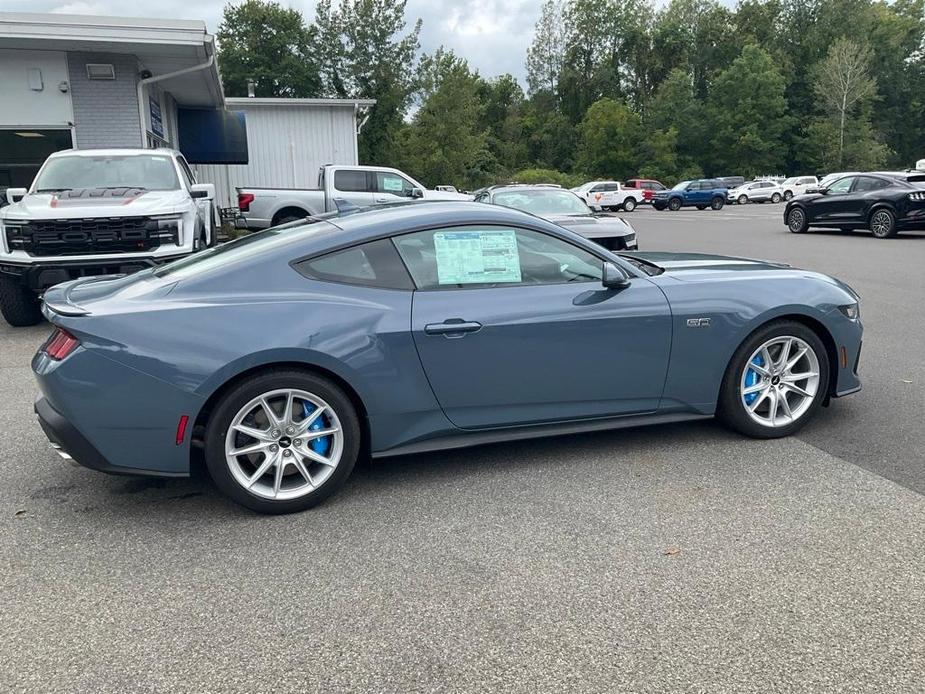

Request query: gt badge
[{"left": 687, "top": 318, "right": 711, "bottom": 328}]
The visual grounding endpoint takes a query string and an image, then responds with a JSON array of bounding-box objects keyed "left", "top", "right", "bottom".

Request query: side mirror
[
  {"left": 807, "top": 186, "right": 825, "bottom": 195},
  {"left": 6, "top": 188, "right": 27, "bottom": 204},
  {"left": 190, "top": 183, "right": 215, "bottom": 199},
  {"left": 602, "top": 262, "right": 631, "bottom": 290},
  {"left": 410, "top": 188, "right": 424, "bottom": 199}
]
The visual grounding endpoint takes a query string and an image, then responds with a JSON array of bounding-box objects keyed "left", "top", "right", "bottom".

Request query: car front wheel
[
  {"left": 771, "top": 193, "right": 782, "bottom": 203},
  {"left": 668, "top": 197, "right": 682, "bottom": 211},
  {"left": 784, "top": 191, "right": 793, "bottom": 201},
  {"left": 787, "top": 207, "right": 808, "bottom": 233},
  {"left": 718, "top": 321, "right": 829, "bottom": 438},
  {"left": 204, "top": 369, "right": 361, "bottom": 514},
  {"left": 869, "top": 208, "right": 897, "bottom": 238},
  {"left": 738, "top": 194, "right": 748, "bottom": 205}
]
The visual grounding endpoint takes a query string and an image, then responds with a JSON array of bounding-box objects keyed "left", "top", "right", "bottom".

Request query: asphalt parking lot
[{"left": 2, "top": 203, "right": 924, "bottom": 693}]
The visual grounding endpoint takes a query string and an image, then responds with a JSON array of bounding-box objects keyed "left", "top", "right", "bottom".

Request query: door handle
[
  {"left": 375, "top": 196, "right": 391, "bottom": 203},
  {"left": 424, "top": 320, "right": 482, "bottom": 337}
]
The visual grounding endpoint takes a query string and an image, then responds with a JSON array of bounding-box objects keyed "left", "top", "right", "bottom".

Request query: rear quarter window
[{"left": 295, "top": 238, "right": 414, "bottom": 290}]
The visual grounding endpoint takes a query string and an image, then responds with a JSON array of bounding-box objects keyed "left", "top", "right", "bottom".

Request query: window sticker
[
  {"left": 382, "top": 176, "right": 404, "bottom": 192},
  {"left": 434, "top": 230, "right": 521, "bottom": 285}
]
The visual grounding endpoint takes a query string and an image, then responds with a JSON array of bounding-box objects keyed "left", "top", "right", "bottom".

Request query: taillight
[
  {"left": 238, "top": 192, "right": 255, "bottom": 212},
  {"left": 43, "top": 328, "right": 79, "bottom": 360}
]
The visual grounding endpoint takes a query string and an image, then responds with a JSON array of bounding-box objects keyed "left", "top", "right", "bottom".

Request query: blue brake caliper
[
  {"left": 302, "top": 401, "right": 330, "bottom": 456},
  {"left": 743, "top": 355, "right": 764, "bottom": 405}
]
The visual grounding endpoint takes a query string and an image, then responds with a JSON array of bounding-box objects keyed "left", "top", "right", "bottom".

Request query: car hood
[
  {"left": 544, "top": 213, "right": 633, "bottom": 238},
  {"left": 1, "top": 189, "right": 192, "bottom": 220},
  {"left": 630, "top": 251, "right": 791, "bottom": 273}
]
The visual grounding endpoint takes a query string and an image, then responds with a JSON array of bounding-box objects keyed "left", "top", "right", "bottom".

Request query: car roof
[{"left": 47, "top": 148, "right": 179, "bottom": 158}]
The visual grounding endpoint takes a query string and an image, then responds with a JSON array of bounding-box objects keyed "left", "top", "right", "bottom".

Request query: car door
[
  {"left": 373, "top": 170, "right": 418, "bottom": 204},
  {"left": 682, "top": 181, "right": 702, "bottom": 205},
  {"left": 176, "top": 155, "right": 211, "bottom": 229},
  {"left": 393, "top": 225, "right": 672, "bottom": 429},
  {"left": 850, "top": 175, "right": 893, "bottom": 223},
  {"left": 330, "top": 169, "right": 376, "bottom": 208},
  {"left": 809, "top": 176, "right": 857, "bottom": 224},
  {"left": 752, "top": 182, "right": 769, "bottom": 201}
]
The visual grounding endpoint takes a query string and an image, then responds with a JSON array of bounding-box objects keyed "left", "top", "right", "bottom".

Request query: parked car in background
[
  {"left": 653, "top": 179, "right": 728, "bottom": 211},
  {"left": 572, "top": 181, "right": 644, "bottom": 212},
  {"left": 0, "top": 148, "right": 216, "bottom": 327},
  {"left": 819, "top": 172, "right": 861, "bottom": 189},
  {"left": 624, "top": 178, "right": 666, "bottom": 202},
  {"left": 784, "top": 171, "right": 925, "bottom": 238},
  {"left": 236, "top": 165, "right": 471, "bottom": 229},
  {"left": 728, "top": 180, "right": 783, "bottom": 205},
  {"left": 435, "top": 185, "right": 459, "bottom": 193},
  {"left": 34, "top": 201, "right": 862, "bottom": 513},
  {"left": 476, "top": 185, "right": 637, "bottom": 251},
  {"left": 781, "top": 176, "right": 819, "bottom": 201},
  {"left": 719, "top": 176, "right": 746, "bottom": 188}
]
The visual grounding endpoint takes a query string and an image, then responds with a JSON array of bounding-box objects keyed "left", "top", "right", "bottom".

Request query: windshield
[
  {"left": 783, "top": 177, "right": 799, "bottom": 185},
  {"left": 493, "top": 189, "right": 591, "bottom": 216},
  {"left": 34, "top": 154, "right": 180, "bottom": 192},
  {"left": 672, "top": 181, "right": 690, "bottom": 191}
]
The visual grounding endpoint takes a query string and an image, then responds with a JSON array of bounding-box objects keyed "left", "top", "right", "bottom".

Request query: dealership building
[{"left": 0, "top": 12, "right": 373, "bottom": 207}]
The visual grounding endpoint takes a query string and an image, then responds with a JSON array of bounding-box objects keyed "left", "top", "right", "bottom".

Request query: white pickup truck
[
  {"left": 236, "top": 164, "right": 472, "bottom": 229},
  {"left": 571, "top": 181, "right": 645, "bottom": 212},
  {"left": 0, "top": 148, "right": 215, "bottom": 326}
]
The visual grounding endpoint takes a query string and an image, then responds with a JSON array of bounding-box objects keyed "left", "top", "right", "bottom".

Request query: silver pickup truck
[{"left": 236, "top": 164, "right": 471, "bottom": 229}]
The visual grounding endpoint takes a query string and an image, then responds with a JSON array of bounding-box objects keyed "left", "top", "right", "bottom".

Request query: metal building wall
[{"left": 195, "top": 102, "right": 360, "bottom": 209}]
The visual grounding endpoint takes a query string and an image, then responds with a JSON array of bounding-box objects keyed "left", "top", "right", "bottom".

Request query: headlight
[
  {"left": 147, "top": 215, "right": 182, "bottom": 245},
  {"left": 2, "top": 220, "right": 27, "bottom": 252},
  {"left": 838, "top": 303, "right": 859, "bottom": 320}
]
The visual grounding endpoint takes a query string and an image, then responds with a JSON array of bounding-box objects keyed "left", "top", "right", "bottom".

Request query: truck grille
[{"left": 4, "top": 218, "right": 178, "bottom": 257}]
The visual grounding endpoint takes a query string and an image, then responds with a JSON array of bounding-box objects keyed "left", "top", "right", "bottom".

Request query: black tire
[
  {"left": 771, "top": 192, "right": 782, "bottom": 203},
  {"left": 668, "top": 197, "right": 682, "bottom": 211},
  {"left": 717, "top": 320, "right": 830, "bottom": 439},
  {"left": 272, "top": 208, "right": 308, "bottom": 227},
  {"left": 204, "top": 369, "right": 362, "bottom": 514},
  {"left": 787, "top": 206, "right": 809, "bottom": 233},
  {"left": 711, "top": 196, "right": 725, "bottom": 210},
  {"left": 653, "top": 202, "right": 667, "bottom": 211},
  {"left": 869, "top": 207, "right": 897, "bottom": 239},
  {"left": 622, "top": 198, "right": 637, "bottom": 212},
  {"left": 696, "top": 205, "right": 707, "bottom": 210},
  {"left": 0, "top": 276, "right": 42, "bottom": 327},
  {"left": 193, "top": 223, "right": 207, "bottom": 252},
  {"left": 738, "top": 194, "right": 748, "bottom": 205},
  {"left": 784, "top": 190, "right": 793, "bottom": 201}
]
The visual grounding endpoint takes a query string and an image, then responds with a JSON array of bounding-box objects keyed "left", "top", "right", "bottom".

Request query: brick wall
[{"left": 67, "top": 52, "right": 142, "bottom": 149}]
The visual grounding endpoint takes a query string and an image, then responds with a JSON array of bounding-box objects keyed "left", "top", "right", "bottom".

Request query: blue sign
[{"left": 149, "top": 95, "right": 164, "bottom": 139}]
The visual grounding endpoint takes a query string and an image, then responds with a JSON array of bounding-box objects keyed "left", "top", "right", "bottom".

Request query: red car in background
[{"left": 625, "top": 179, "right": 667, "bottom": 202}]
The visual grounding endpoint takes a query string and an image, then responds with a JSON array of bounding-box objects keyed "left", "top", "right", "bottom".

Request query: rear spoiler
[{"left": 42, "top": 275, "right": 124, "bottom": 317}]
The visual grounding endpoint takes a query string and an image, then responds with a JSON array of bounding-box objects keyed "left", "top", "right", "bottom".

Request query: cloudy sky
[{"left": 6, "top": 0, "right": 543, "bottom": 85}]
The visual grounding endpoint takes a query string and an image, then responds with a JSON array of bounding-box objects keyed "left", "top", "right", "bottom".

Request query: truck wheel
[
  {"left": 622, "top": 198, "right": 637, "bottom": 212},
  {"left": 711, "top": 196, "right": 725, "bottom": 210},
  {"left": 0, "top": 276, "right": 42, "bottom": 327},
  {"left": 668, "top": 197, "right": 682, "bottom": 211}
]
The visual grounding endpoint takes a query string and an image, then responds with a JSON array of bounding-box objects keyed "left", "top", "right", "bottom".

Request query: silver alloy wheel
[
  {"left": 624, "top": 198, "right": 636, "bottom": 211},
  {"left": 738, "top": 194, "right": 748, "bottom": 205},
  {"left": 740, "top": 336, "right": 820, "bottom": 428},
  {"left": 224, "top": 388, "right": 343, "bottom": 500},
  {"left": 870, "top": 210, "right": 893, "bottom": 237},
  {"left": 788, "top": 208, "right": 805, "bottom": 232}
]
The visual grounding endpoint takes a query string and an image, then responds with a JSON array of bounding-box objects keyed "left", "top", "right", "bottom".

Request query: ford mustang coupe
[{"left": 33, "top": 202, "right": 862, "bottom": 513}]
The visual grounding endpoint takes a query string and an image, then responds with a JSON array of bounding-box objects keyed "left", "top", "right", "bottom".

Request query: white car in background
[
  {"left": 780, "top": 176, "right": 819, "bottom": 200},
  {"left": 572, "top": 180, "right": 644, "bottom": 212},
  {"left": 727, "top": 180, "right": 783, "bottom": 204}
]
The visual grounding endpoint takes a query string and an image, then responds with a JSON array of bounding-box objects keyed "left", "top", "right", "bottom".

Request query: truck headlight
[
  {"left": 2, "top": 221, "right": 28, "bottom": 252},
  {"left": 147, "top": 215, "right": 182, "bottom": 245}
]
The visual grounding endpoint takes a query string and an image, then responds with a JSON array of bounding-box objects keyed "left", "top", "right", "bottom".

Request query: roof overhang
[
  {"left": 0, "top": 12, "right": 224, "bottom": 108},
  {"left": 224, "top": 98, "right": 377, "bottom": 108}
]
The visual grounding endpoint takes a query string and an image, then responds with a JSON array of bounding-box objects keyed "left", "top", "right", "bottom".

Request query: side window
[
  {"left": 392, "top": 226, "right": 603, "bottom": 290},
  {"left": 590, "top": 184, "right": 606, "bottom": 193},
  {"left": 853, "top": 176, "right": 889, "bottom": 192},
  {"left": 176, "top": 156, "right": 195, "bottom": 188},
  {"left": 333, "top": 169, "right": 370, "bottom": 193},
  {"left": 828, "top": 177, "right": 855, "bottom": 194},
  {"left": 295, "top": 238, "right": 414, "bottom": 290},
  {"left": 474, "top": 192, "right": 489, "bottom": 203},
  {"left": 376, "top": 171, "right": 415, "bottom": 197},
  {"left": 603, "top": 183, "right": 618, "bottom": 192},
  {"left": 800, "top": 177, "right": 815, "bottom": 185}
]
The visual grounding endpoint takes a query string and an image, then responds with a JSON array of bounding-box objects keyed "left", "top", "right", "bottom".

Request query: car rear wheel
[
  {"left": 787, "top": 207, "right": 808, "bottom": 233},
  {"left": 668, "top": 197, "right": 682, "bottom": 211},
  {"left": 622, "top": 198, "right": 637, "bottom": 212},
  {"left": 771, "top": 193, "right": 782, "bottom": 203},
  {"left": 0, "top": 277, "right": 42, "bottom": 327},
  {"left": 718, "top": 321, "right": 829, "bottom": 439},
  {"left": 711, "top": 196, "right": 725, "bottom": 210},
  {"left": 869, "top": 208, "right": 897, "bottom": 239},
  {"left": 204, "top": 369, "right": 361, "bottom": 514},
  {"left": 738, "top": 194, "right": 748, "bottom": 205}
]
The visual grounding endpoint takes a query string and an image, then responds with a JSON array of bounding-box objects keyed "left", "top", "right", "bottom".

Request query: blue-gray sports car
[{"left": 33, "top": 202, "right": 862, "bottom": 513}]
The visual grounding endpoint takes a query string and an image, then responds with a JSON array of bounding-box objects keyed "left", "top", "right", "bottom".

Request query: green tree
[
  {"left": 394, "top": 51, "right": 492, "bottom": 189},
  {"left": 644, "top": 68, "right": 707, "bottom": 179},
  {"left": 575, "top": 98, "right": 642, "bottom": 178},
  {"left": 708, "top": 44, "right": 790, "bottom": 176},
  {"left": 526, "top": 0, "right": 566, "bottom": 96},
  {"left": 216, "top": 0, "right": 321, "bottom": 98},
  {"left": 314, "top": 0, "right": 421, "bottom": 164},
  {"left": 477, "top": 75, "right": 529, "bottom": 177}
]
